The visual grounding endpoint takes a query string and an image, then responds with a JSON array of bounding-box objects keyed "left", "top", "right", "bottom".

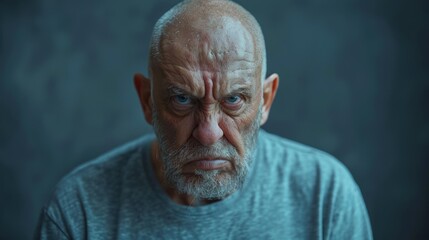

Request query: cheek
[
  {"left": 220, "top": 107, "right": 259, "bottom": 157},
  {"left": 158, "top": 110, "right": 195, "bottom": 147}
]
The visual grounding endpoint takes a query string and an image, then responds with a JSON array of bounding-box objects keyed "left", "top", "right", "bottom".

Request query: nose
[{"left": 192, "top": 115, "right": 224, "bottom": 146}]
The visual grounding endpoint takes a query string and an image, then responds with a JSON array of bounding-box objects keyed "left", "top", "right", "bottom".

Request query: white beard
[{"left": 152, "top": 105, "right": 261, "bottom": 200}]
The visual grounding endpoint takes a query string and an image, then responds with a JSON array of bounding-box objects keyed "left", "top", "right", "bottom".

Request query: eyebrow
[
  {"left": 166, "top": 84, "right": 254, "bottom": 100},
  {"left": 228, "top": 86, "right": 253, "bottom": 97},
  {"left": 167, "top": 85, "right": 191, "bottom": 95}
]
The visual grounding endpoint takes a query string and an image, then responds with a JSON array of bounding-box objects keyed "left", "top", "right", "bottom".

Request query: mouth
[{"left": 183, "top": 158, "right": 231, "bottom": 172}]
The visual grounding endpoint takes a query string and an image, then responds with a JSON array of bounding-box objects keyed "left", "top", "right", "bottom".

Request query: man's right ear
[{"left": 134, "top": 73, "right": 153, "bottom": 125}]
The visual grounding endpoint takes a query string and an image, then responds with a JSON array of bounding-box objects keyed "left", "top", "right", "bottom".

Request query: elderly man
[{"left": 36, "top": 0, "right": 372, "bottom": 239}]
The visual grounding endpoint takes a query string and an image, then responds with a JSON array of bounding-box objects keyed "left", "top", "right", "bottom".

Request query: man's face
[{"left": 150, "top": 17, "right": 264, "bottom": 199}]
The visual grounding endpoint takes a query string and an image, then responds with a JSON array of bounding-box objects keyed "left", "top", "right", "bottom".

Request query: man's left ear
[{"left": 260, "top": 73, "right": 279, "bottom": 126}]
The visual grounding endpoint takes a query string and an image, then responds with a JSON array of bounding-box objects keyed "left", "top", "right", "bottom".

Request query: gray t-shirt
[{"left": 35, "top": 130, "right": 372, "bottom": 239}]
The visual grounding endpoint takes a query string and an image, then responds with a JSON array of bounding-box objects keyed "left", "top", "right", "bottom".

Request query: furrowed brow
[
  {"left": 228, "top": 86, "right": 253, "bottom": 97},
  {"left": 167, "top": 85, "right": 191, "bottom": 95}
]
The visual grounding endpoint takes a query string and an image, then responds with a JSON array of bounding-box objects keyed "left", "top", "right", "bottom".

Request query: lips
[{"left": 183, "top": 158, "right": 231, "bottom": 171}]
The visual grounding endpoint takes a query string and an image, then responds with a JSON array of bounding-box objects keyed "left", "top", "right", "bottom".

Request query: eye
[
  {"left": 172, "top": 95, "right": 192, "bottom": 105},
  {"left": 224, "top": 95, "right": 242, "bottom": 105}
]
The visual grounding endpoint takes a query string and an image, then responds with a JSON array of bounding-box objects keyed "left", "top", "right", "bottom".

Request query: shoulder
[
  {"left": 256, "top": 129, "right": 361, "bottom": 204},
  {"left": 44, "top": 134, "right": 154, "bottom": 221},
  {"left": 257, "top": 130, "right": 372, "bottom": 239},
  {"left": 258, "top": 129, "right": 351, "bottom": 180},
  {"left": 58, "top": 134, "right": 154, "bottom": 188},
  {"left": 38, "top": 134, "right": 155, "bottom": 238}
]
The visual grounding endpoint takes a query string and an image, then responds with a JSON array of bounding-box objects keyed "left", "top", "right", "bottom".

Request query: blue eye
[
  {"left": 225, "top": 95, "right": 241, "bottom": 104},
  {"left": 173, "top": 95, "right": 191, "bottom": 105}
]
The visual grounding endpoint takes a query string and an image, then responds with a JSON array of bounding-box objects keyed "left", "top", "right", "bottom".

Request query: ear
[
  {"left": 134, "top": 73, "right": 153, "bottom": 125},
  {"left": 260, "top": 73, "right": 279, "bottom": 126}
]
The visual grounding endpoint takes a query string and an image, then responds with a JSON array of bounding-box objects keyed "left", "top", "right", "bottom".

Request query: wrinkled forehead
[{"left": 158, "top": 15, "right": 257, "bottom": 72}]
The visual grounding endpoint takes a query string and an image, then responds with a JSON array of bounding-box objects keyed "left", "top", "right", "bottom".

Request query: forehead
[{"left": 157, "top": 16, "right": 258, "bottom": 79}]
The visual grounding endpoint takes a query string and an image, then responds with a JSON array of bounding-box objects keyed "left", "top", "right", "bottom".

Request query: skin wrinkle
[
  {"left": 171, "top": 20, "right": 253, "bottom": 74},
  {"left": 159, "top": 45, "right": 255, "bottom": 76},
  {"left": 158, "top": 62, "right": 256, "bottom": 100},
  {"left": 161, "top": 68, "right": 203, "bottom": 96}
]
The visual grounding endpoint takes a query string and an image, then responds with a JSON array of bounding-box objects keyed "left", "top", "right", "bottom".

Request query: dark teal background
[{"left": 1, "top": 0, "right": 428, "bottom": 239}]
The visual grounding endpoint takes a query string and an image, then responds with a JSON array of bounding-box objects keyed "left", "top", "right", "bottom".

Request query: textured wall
[{"left": 1, "top": 0, "right": 428, "bottom": 239}]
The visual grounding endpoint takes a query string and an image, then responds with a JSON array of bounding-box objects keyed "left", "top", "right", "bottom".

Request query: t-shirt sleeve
[{"left": 34, "top": 208, "right": 70, "bottom": 240}]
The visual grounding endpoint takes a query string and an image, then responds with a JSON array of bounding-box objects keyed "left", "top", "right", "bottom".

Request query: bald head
[{"left": 148, "top": 0, "right": 266, "bottom": 81}]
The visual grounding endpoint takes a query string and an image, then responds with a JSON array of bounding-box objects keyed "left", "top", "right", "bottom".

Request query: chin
[{"left": 172, "top": 170, "right": 244, "bottom": 199}]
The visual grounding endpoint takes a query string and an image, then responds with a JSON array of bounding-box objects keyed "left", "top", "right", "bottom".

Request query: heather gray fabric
[{"left": 35, "top": 130, "right": 373, "bottom": 239}]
